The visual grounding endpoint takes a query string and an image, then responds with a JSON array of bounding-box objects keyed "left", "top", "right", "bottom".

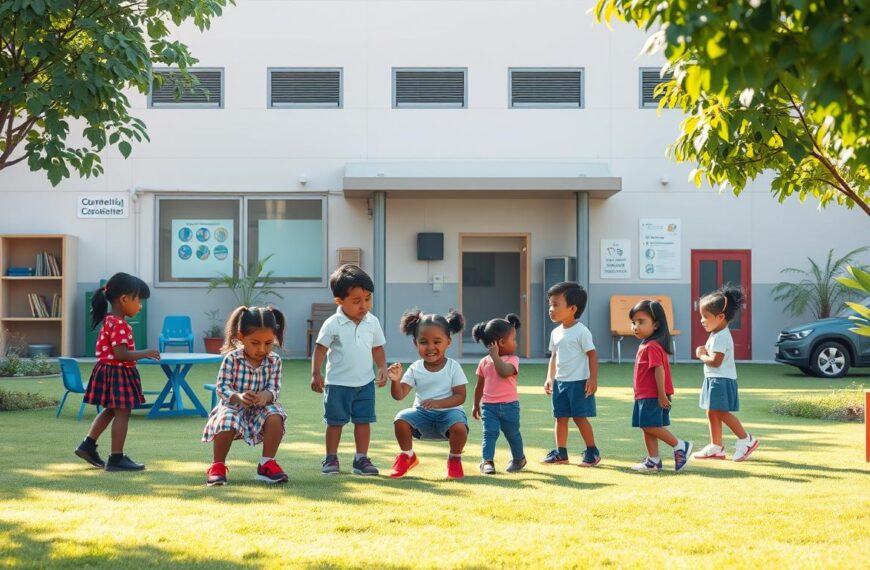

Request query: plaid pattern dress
[
  {"left": 83, "top": 315, "right": 145, "bottom": 409},
  {"left": 202, "top": 349, "right": 286, "bottom": 446}
]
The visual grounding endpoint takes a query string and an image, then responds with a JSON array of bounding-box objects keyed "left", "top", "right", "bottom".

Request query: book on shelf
[
  {"left": 6, "top": 266, "right": 34, "bottom": 276},
  {"left": 34, "top": 252, "right": 61, "bottom": 277},
  {"left": 25, "top": 293, "right": 55, "bottom": 318}
]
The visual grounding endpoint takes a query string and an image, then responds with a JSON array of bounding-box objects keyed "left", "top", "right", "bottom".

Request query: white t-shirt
[
  {"left": 401, "top": 358, "right": 468, "bottom": 410},
  {"left": 704, "top": 327, "right": 737, "bottom": 379},
  {"left": 549, "top": 322, "right": 595, "bottom": 382},
  {"left": 316, "top": 307, "right": 386, "bottom": 387}
]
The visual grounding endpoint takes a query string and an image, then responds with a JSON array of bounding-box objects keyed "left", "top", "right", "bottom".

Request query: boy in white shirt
[
  {"left": 542, "top": 282, "right": 601, "bottom": 467},
  {"left": 311, "top": 265, "right": 388, "bottom": 476}
]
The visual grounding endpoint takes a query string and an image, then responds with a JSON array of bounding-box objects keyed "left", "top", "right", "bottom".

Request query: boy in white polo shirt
[
  {"left": 542, "top": 281, "right": 601, "bottom": 467},
  {"left": 311, "top": 265, "right": 388, "bottom": 475}
]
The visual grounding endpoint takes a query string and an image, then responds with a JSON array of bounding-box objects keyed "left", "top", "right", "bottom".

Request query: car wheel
[{"left": 809, "top": 341, "right": 851, "bottom": 378}]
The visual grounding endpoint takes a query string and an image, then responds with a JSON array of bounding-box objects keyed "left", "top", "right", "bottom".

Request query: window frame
[
  {"left": 154, "top": 194, "right": 328, "bottom": 288},
  {"left": 508, "top": 67, "right": 585, "bottom": 109},
  {"left": 148, "top": 67, "right": 225, "bottom": 109},
  {"left": 392, "top": 67, "right": 468, "bottom": 109},
  {"left": 267, "top": 67, "right": 344, "bottom": 109},
  {"left": 639, "top": 67, "right": 673, "bottom": 109}
]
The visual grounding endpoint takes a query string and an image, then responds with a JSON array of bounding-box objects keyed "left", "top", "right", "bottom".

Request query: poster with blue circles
[{"left": 171, "top": 219, "right": 233, "bottom": 278}]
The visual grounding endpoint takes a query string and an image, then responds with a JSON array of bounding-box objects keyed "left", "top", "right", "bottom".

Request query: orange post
[{"left": 866, "top": 390, "right": 870, "bottom": 462}]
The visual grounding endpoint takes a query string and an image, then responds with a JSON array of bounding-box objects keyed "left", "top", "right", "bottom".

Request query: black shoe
[
  {"left": 105, "top": 454, "right": 145, "bottom": 472},
  {"left": 74, "top": 441, "right": 105, "bottom": 468}
]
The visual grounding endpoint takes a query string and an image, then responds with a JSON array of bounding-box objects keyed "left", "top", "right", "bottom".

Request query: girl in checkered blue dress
[
  {"left": 74, "top": 273, "right": 161, "bottom": 472},
  {"left": 203, "top": 306, "right": 288, "bottom": 486}
]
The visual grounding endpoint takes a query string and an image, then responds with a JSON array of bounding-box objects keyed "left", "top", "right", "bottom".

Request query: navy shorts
[
  {"left": 632, "top": 397, "right": 671, "bottom": 428},
  {"left": 552, "top": 380, "right": 597, "bottom": 418},
  {"left": 699, "top": 377, "right": 740, "bottom": 412},
  {"left": 323, "top": 381, "right": 376, "bottom": 426},
  {"left": 394, "top": 407, "right": 469, "bottom": 440}
]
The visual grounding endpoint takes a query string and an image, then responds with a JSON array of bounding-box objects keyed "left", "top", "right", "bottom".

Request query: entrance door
[
  {"left": 691, "top": 250, "right": 752, "bottom": 360},
  {"left": 459, "top": 234, "right": 531, "bottom": 357}
]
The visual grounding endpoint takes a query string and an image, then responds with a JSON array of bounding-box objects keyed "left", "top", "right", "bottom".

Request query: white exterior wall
[{"left": 0, "top": 1, "right": 867, "bottom": 358}]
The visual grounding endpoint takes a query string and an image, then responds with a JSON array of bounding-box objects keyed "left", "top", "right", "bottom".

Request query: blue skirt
[{"left": 699, "top": 377, "right": 740, "bottom": 412}]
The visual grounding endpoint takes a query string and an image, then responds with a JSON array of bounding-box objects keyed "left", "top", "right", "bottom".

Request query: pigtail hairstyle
[
  {"left": 700, "top": 283, "right": 746, "bottom": 323},
  {"left": 90, "top": 272, "right": 150, "bottom": 330},
  {"left": 221, "top": 306, "right": 286, "bottom": 353},
  {"left": 472, "top": 313, "right": 521, "bottom": 346},
  {"left": 629, "top": 299, "right": 673, "bottom": 354},
  {"left": 400, "top": 308, "right": 464, "bottom": 339}
]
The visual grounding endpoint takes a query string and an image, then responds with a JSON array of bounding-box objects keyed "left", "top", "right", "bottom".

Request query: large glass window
[{"left": 156, "top": 196, "right": 326, "bottom": 286}]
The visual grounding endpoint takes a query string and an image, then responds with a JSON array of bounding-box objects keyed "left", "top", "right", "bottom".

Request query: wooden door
[{"left": 691, "top": 250, "right": 752, "bottom": 360}]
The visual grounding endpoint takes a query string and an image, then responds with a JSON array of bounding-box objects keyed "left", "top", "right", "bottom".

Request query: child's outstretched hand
[
  {"left": 375, "top": 367, "right": 389, "bottom": 388},
  {"left": 387, "top": 362, "right": 403, "bottom": 383},
  {"left": 695, "top": 346, "right": 707, "bottom": 358},
  {"left": 142, "top": 349, "right": 161, "bottom": 361},
  {"left": 543, "top": 378, "right": 553, "bottom": 395}
]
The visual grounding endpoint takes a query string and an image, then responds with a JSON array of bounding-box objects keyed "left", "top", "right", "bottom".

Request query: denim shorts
[
  {"left": 699, "top": 377, "right": 740, "bottom": 412},
  {"left": 394, "top": 407, "right": 469, "bottom": 440},
  {"left": 632, "top": 397, "right": 671, "bottom": 428},
  {"left": 552, "top": 379, "right": 597, "bottom": 418},
  {"left": 323, "top": 380, "right": 376, "bottom": 426}
]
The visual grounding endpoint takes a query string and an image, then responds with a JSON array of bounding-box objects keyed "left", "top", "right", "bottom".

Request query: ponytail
[{"left": 221, "top": 305, "right": 286, "bottom": 353}]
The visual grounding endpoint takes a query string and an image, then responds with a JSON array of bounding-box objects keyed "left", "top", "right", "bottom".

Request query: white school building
[{"left": 0, "top": 0, "right": 866, "bottom": 362}]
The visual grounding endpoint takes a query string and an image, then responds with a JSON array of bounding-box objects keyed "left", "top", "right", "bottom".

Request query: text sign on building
[
  {"left": 600, "top": 239, "right": 631, "bottom": 279},
  {"left": 639, "top": 219, "right": 681, "bottom": 280},
  {"left": 77, "top": 195, "right": 129, "bottom": 218}
]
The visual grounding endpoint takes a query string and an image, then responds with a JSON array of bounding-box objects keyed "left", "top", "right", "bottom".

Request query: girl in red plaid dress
[
  {"left": 74, "top": 273, "right": 160, "bottom": 471},
  {"left": 203, "top": 306, "right": 288, "bottom": 486}
]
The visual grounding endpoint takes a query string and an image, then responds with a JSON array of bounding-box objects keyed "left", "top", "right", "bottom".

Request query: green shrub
[
  {"left": 0, "top": 354, "right": 59, "bottom": 377},
  {"left": 0, "top": 388, "right": 57, "bottom": 411},
  {"left": 771, "top": 384, "right": 865, "bottom": 422}
]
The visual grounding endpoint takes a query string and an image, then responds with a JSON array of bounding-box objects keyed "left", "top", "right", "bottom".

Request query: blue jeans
[{"left": 481, "top": 401, "right": 524, "bottom": 461}]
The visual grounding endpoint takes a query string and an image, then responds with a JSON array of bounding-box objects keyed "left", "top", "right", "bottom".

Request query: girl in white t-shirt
[
  {"left": 387, "top": 309, "right": 469, "bottom": 479},
  {"left": 694, "top": 285, "right": 759, "bottom": 462}
]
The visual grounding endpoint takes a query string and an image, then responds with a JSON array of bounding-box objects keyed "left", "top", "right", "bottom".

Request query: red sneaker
[
  {"left": 447, "top": 456, "right": 464, "bottom": 479},
  {"left": 207, "top": 462, "right": 228, "bottom": 486},
  {"left": 389, "top": 452, "right": 419, "bottom": 478},
  {"left": 256, "top": 459, "right": 288, "bottom": 484}
]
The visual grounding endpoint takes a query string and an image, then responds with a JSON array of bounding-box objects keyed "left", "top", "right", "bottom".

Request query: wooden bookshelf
[{"left": 0, "top": 235, "right": 77, "bottom": 357}]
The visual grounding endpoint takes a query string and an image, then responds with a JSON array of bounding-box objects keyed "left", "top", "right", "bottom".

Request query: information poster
[
  {"left": 639, "top": 219, "right": 681, "bottom": 280},
  {"left": 171, "top": 219, "right": 233, "bottom": 278},
  {"left": 600, "top": 239, "right": 631, "bottom": 279},
  {"left": 259, "top": 219, "right": 323, "bottom": 279}
]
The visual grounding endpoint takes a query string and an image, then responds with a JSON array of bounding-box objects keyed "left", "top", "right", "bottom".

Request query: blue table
[{"left": 139, "top": 353, "right": 223, "bottom": 419}]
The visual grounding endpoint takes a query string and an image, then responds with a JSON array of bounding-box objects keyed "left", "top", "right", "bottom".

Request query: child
[
  {"left": 471, "top": 313, "right": 526, "bottom": 474},
  {"left": 74, "top": 273, "right": 160, "bottom": 471},
  {"left": 628, "top": 300, "right": 693, "bottom": 473},
  {"left": 694, "top": 285, "right": 759, "bottom": 462},
  {"left": 388, "top": 309, "right": 468, "bottom": 479},
  {"left": 311, "top": 264, "right": 388, "bottom": 476},
  {"left": 203, "top": 306, "right": 289, "bottom": 486},
  {"left": 541, "top": 282, "right": 601, "bottom": 467}
]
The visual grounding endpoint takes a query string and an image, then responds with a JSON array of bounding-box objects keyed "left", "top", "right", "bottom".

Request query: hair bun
[
  {"left": 445, "top": 310, "right": 465, "bottom": 335},
  {"left": 505, "top": 313, "right": 521, "bottom": 330},
  {"left": 399, "top": 308, "right": 423, "bottom": 336}
]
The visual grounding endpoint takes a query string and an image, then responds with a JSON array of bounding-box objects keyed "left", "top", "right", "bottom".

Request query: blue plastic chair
[
  {"left": 56, "top": 358, "right": 101, "bottom": 421},
  {"left": 159, "top": 315, "right": 194, "bottom": 352},
  {"left": 203, "top": 383, "right": 217, "bottom": 409}
]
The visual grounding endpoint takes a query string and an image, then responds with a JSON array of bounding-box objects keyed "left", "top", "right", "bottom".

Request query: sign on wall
[
  {"left": 639, "top": 219, "right": 681, "bottom": 280},
  {"left": 171, "top": 219, "right": 233, "bottom": 279},
  {"left": 77, "top": 194, "right": 129, "bottom": 218},
  {"left": 600, "top": 239, "right": 631, "bottom": 279}
]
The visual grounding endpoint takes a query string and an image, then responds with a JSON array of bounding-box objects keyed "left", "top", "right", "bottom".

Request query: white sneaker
[
  {"left": 630, "top": 457, "right": 662, "bottom": 472},
  {"left": 733, "top": 435, "right": 759, "bottom": 462},
  {"left": 694, "top": 443, "right": 726, "bottom": 460}
]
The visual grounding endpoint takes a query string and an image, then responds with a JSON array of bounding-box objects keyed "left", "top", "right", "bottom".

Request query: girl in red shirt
[
  {"left": 74, "top": 273, "right": 160, "bottom": 472},
  {"left": 629, "top": 300, "right": 693, "bottom": 473}
]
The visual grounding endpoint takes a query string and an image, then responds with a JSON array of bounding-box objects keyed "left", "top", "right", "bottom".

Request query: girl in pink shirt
[{"left": 471, "top": 314, "right": 526, "bottom": 474}]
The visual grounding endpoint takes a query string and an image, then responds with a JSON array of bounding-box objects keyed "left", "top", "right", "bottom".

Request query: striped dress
[{"left": 201, "top": 349, "right": 287, "bottom": 446}]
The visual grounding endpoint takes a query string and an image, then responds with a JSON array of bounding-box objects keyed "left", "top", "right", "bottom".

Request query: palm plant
[
  {"left": 207, "top": 255, "right": 284, "bottom": 307},
  {"left": 836, "top": 266, "right": 870, "bottom": 337},
  {"left": 772, "top": 247, "right": 869, "bottom": 318}
]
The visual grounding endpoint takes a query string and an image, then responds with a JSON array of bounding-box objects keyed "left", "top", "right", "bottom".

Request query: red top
[
  {"left": 633, "top": 340, "right": 672, "bottom": 399},
  {"left": 96, "top": 314, "right": 137, "bottom": 368}
]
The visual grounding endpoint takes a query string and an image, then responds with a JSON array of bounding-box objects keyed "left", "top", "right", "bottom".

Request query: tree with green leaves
[
  {"left": 595, "top": 0, "right": 869, "bottom": 217},
  {"left": 0, "top": 0, "right": 231, "bottom": 185},
  {"left": 837, "top": 266, "right": 870, "bottom": 337}
]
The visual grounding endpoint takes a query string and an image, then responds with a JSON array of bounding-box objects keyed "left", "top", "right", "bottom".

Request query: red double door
[{"left": 690, "top": 250, "right": 752, "bottom": 360}]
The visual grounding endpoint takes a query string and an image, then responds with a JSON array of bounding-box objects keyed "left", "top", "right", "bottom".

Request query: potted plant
[
  {"left": 202, "top": 310, "right": 224, "bottom": 354},
  {"left": 207, "top": 255, "right": 284, "bottom": 307}
]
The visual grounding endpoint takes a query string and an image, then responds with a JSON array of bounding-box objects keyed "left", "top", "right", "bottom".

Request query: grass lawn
[{"left": 0, "top": 360, "right": 868, "bottom": 569}]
